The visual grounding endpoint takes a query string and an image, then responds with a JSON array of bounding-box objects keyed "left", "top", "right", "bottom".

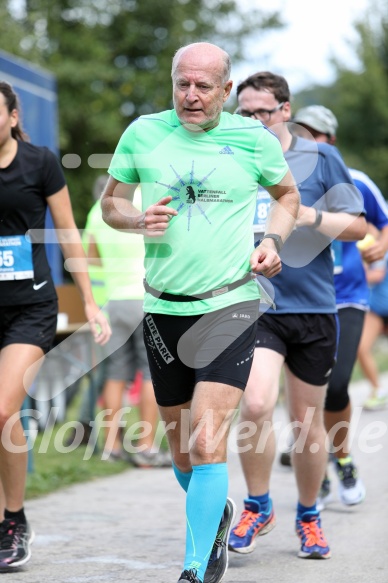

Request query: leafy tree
[
  {"left": 2, "top": 0, "right": 283, "bottom": 224},
  {"left": 295, "top": 1, "right": 388, "bottom": 198},
  {"left": 331, "top": 16, "right": 388, "bottom": 195}
]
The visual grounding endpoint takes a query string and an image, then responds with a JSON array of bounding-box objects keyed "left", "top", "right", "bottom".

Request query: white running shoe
[{"left": 335, "top": 459, "right": 366, "bottom": 506}]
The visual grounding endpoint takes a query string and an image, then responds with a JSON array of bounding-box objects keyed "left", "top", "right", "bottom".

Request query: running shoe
[
  {"left": 335, "top": 459, "right": 366, "bottom": 506},
  {"left": 279, "top": 437, "right": 294, "bottom": 467},
  {"left": 204, "top": 498, "right": 236, "bottom": 583},
  {"left": 363, "top": 393, "right": 388, "bottom": 411},
  {"left": 228, "top": 498, "right": 276, "bottom": 554},
  {"left": 279, "top": 450, "right": 292, "bottom": 467},
  {"left": 64, "top": 422, "right": 92, "bottom": 447},
  {"left": 102, "top": 449, "right": 132, "bottom": 463},
  {"left": 296, "top": 511, "right": 331, "bottom": 559},
  {"left": 178, "top": 568, "right": 202, "bottom": 582},
  {"left": 129, "top": 449, "right": 172, "bottom": 468},
  {"left": 316, "top": 477, "right": 333, "bottom": 511},
  {"left": 0, "top": 519, "right": 34, "bottom": 570}
]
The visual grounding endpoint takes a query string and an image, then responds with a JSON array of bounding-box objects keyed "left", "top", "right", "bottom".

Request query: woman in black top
[{"left": 0, "top": 81, "right": 111, "bottom": 571}]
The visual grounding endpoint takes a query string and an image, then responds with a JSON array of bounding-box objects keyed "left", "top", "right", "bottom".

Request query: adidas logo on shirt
[{"left": 219, "top": 145, "right": 234, "bottom": 155}]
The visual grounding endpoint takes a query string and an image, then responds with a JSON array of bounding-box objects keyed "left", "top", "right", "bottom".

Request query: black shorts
[
  {"left": 143, "top": 301, "right": 259, "bottom": 406},
  {"left": 0, "top": 300, "right": 58, "bottom": 354},
  {"left": 256, "top": 312, "right": 338, "bottom": 386},
  {"left": 325, "top": 307, "right": 365, "bottom": 411}
]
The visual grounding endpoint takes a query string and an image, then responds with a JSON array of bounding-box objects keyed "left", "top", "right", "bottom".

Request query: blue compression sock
[
  {"left": 172, "top": 462, "right": 193, "bottom": 492},
  {"left": 297, "top": 501, "right": 318, "bottom": 518},
  {"left": 184, "top": 463, "right": 228, "bottom": 582},
  {"left": 248, "top": 492, "right": 270, "bottom": 512}
]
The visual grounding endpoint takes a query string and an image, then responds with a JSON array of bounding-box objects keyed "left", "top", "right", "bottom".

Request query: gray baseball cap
[{"left": 293, "top": 105, "right": 338, "bottom": 137}]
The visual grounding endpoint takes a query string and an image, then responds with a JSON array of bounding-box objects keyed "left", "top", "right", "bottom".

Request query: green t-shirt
[
  {"left": 109, "top": 110, "right": 289, "bottom": 315},
  {"left": 84, "top": 198, "right": 145, "bottom": 302},
  {"left": 83, "top": 201, "right": 108, "bottom": 307}
]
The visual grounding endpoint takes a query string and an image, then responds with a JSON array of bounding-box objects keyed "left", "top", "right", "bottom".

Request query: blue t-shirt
[
  {"left": 253, "top": 136, "right": 364, "bottom": 314},
  {"left": 369, "top": 255, "right": 388, "bottom": 317},
  {"left": 333, "top": 169, "right": 388, "bottom": 308}
]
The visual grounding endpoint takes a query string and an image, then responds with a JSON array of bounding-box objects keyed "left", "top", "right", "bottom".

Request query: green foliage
[
  {"left": 1, "top": 0, "right": 282, "bottom": 225},
  {"left": 295, "top": 2, "right": 388, "bottom": 198},
  {"left": 331, "top": 18, "right": 388, "bottom": 193}
]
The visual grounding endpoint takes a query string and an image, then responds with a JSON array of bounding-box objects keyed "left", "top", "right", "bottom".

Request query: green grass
[
  {"left": 25, "top": 377, "right": 170, "bottom": 499},
  {"left": 26, "top": 436, "right": 130, "bottom": 499},
  {"left": 25, "top": 408, "right": 135, "bottom": 500},
  {"left": 24, "top": 378, "right": 164, "bottom": 499}
]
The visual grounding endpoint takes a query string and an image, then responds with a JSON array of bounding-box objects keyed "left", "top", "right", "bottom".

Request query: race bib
[
  {"left": 331, "top": 239, "right": 343, "bottom": 275},
  {"left": 253, "top": 189, "right": 271, "bottom": 234},
  {"left": 0, "top": 235, "right": 34, "bottom": 280}
]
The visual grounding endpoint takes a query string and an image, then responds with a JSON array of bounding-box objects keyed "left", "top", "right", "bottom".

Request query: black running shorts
[
  {"left": 143, "top": 301, "right": 259, "bottom": 406},
  {"left": 0, "top": 300, "right": 58, "bottom": 354},
  {"left": 325, "top": 307, "right": 365, "bottom": 411},
  {"left": 256, "top": 312, "right": 338, "bottom": 386}
]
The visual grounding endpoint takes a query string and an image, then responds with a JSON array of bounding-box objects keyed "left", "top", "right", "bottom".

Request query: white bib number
[{"left": 253, "top": 189, "right": 271, "bottom": 234}]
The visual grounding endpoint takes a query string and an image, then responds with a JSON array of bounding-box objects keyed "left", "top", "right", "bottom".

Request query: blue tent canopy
[{"left": 0, "top": 50, "right": 63, "bottom": 284}]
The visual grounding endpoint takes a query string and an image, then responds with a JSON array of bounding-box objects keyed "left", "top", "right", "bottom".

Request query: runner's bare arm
[
  {"left": 101, "top": 176, "right": 178, "bottom": 237},
  {"left": 250, "top": 169, "right": 300, "bottom": 275}
]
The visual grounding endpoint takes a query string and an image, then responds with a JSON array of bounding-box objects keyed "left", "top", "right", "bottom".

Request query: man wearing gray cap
[
  {"left": 292, "top": 105, "right": 388, "bottom": 508},
  {"left": 293, "top": 105, "right": 338, "bottom": 141}
]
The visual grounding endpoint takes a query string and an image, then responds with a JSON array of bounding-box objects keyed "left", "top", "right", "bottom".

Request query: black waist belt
[{"left": 143, "top": 273, "right": 254, "bottom": 302}]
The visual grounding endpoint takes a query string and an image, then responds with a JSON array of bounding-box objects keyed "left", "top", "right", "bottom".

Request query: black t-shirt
[{"left": 0, "top": 141, "right": 66, "bottom": 306}]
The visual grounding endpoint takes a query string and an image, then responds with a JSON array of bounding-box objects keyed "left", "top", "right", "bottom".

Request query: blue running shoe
[
  {"left": 296, "top": 511, "right": 331, "bottom": 559},
  {"left": 228, "top": 498, "right": 276, "bottom": 554}
]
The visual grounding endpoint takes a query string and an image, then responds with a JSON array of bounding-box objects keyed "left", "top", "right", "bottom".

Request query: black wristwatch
[{"left": 261, "top": 233, "right": 283, "bottom": 253}]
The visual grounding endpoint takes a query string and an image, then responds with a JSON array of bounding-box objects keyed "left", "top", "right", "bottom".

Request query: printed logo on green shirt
[{"left": 156, "top": 162, "right": 233, "bottom": 231}]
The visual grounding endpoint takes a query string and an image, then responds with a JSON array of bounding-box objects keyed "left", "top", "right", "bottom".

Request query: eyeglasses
[{"left": 234, "top": 102, "right": 285, "bottom": 123}]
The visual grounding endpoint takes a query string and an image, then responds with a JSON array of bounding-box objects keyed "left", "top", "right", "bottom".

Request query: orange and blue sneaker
[
  {"left": 228, "top": 498, "right": 276, "bottom": 554},
  {"left": 296, "top": 511, "right": 331, "bottom": 559}
]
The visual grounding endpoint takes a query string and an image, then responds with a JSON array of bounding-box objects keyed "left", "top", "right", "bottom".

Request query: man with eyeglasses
[
  {"left": 235, "top": 101, "right": 285, "bottom": 124},
  {"left": 228, "top": 72, "right": 367, "bottom": 560}
]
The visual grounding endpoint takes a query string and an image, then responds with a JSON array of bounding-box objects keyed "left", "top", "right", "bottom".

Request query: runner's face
[
  {"left": 0, "top": 93, "right": 17, "bottom": 149},
  {"left": 237, "top": 86, "right": 290, "bottom": 129},
  {"left": 173, "top": 50, "right": 232, "bottom": 131}
]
